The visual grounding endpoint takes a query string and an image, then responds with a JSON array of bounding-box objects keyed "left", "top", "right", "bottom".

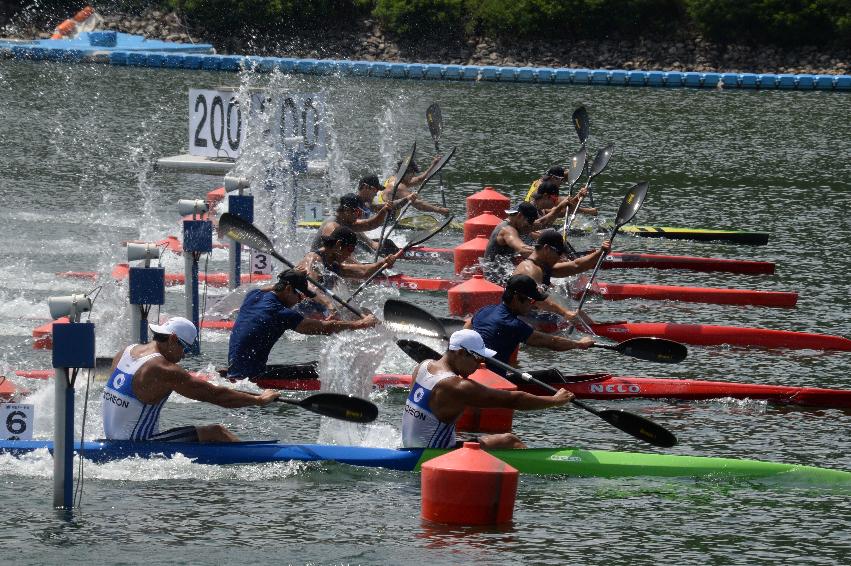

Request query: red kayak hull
[
  {"left": 15, "top": 368, "right": 850, "bottom": 408},
  {"left": 589, "top": 322, "right": 851, "bottom": 351},
  {"left": 580, "top": 281, "right": 798, "bottom": 308},
  {"left": 403, "top": 248, "right": 776, "bottom": 275},
  {"left": 370, "top": 373, "right": 851, "bottom": 408},
  {"left": 60, "top": 266, "right": 792, "bottom": 308}
]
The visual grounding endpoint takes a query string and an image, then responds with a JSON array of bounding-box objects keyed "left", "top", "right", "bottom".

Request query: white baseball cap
[
  {"left": 448, "top": 329, "right": 496, "bottom": 358},
  {"left": 149, "top": 317, "right": 197, "bottom": 346}
]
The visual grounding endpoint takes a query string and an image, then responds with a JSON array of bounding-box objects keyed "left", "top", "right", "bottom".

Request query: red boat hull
[
  {"left": 369, "top": 373, "right": 851, "bottom": 408},
  {"left": 14, "top": 368, "right": 850, "bottom": 408},
  {"left": 402, "top": 248, "right": 776, "bottom": 275}
]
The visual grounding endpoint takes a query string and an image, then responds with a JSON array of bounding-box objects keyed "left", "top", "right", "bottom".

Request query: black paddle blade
[
  {"left": 397, "top": 339, "right": 441, "bottom": 363},
  {"left": 419, "top": 146, "right": 456, "bottom": 187},
  {"left": 572, "top": 106, "right": 590, "bottom": 145},
  {"left": 614, "top": 182, "right": 649, "bottom": 228},
  {"left": 393, "top": 142, "right": 417, "bottom": 191},
  {"left": 613, "top": 337, "right": 687, "bottom": 364},
  {"left": 426, "top": 103, "right": 443, "bottom": 145},
  {"left": 595, "top": 408, "right": 678, "bottom": 448},
  {"left": 588, "top": 143, "right": 614, "bottom": 179},
  {"left": 218, "top": 213, "right": 275, "bottom": 256},
  {"left": 567, "top": 147, "right": 587, "bottom": 187},
  {"left": 383, "top": 299, "right": 449, "bottom": 340},
  {"left": 284, "top": 393, "right": 378, "bottom": 424}
]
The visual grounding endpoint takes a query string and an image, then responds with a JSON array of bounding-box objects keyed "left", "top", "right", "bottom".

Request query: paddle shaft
[
  {"left": 466, "top": 348, "right": 676, "bottom": 447},
  {"left": 347, "top": 216, "right": 454, "bottom": 302},
  {"left": 268, "top": 248, "right": 364, "bottom": 318},
  {"left": 375, "top": 143, "right": 416, "bottom": 261},
  {"left": 383, "top": 147, "right": 455, "bottom": 245},
  {"left": 574, "top": 182, "right": 647, "bottom": 313}
]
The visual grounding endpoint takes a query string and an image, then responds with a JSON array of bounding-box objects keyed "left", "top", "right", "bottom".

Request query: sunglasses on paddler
[{"left": 176, "top": 336, "right": 194, "bottom": 354}]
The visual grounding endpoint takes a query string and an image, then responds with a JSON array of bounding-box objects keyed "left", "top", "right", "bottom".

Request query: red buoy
[
  {"left": 447, "top": 275, "right": 503, "bottom": 316},
  {"left": 454, "top": 235, "right": 488, "bottom": 274},
  {"left": 463, "top": 212, "right": 502, "bottom": 242},
  {"left": 421, "top": 442, "right": 518, "bottom": 525},
  {"left": 456, "top": 364, "right": 517, "bottom": 433},
  {"left": 466, "top": 187, "right": 510, "bottom": 220}
]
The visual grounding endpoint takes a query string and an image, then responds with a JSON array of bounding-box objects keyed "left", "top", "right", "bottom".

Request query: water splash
[{"left": 316, "top": 325, "right": 400, "bottom": 447}]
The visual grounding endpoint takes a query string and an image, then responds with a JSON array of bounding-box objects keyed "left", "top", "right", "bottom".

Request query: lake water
[{"left": 0, "top": 59, "right": 849, "bottom": 564}]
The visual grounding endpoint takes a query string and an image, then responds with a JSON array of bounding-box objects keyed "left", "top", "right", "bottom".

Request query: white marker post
[{"left": 47, "top": 294, "right": 95, "bottom": 509}]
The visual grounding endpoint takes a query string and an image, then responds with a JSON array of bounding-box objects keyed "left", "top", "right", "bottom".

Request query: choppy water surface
[{"left": 0, "top": 59, "right": 850, "bottom": 565}]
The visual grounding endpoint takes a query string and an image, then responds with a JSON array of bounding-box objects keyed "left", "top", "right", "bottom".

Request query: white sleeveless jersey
[
  {"left": 401, "top": 362, "right": 457, "bottom": 448},
  {"left": 102, "top": 345, "right": 169, "bottom": 440}
]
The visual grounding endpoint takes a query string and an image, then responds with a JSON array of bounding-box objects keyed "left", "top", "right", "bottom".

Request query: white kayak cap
[
  {"left": 448, "top": 329, "right": 496, "bottom": 358},
  {"left": 149, "top": 317, "right": 197, "bottom": 346}
]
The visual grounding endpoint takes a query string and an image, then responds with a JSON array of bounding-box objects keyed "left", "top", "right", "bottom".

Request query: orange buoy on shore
[
  {"left": 448, "top": 274, "right": 503, "bottom": 316},
  {"left": 454, "top": 235, "right": 487, "bottom": 274},
  {"left": 466, "top": 187, "right": 510, "bottom": 220},
  {"left": 456, "top": 365, "right": 517, "bottom": 433},
  {"left": 50, "top": 6, "right": 95, "bottom": 39},
  {"left": 463, "top": 212, "right": 501, "bottom": 242},
  {"left": 421, "top": 442, "right": 518, "bottom": 525}
]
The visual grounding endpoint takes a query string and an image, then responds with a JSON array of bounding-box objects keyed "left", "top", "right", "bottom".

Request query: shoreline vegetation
[{"left": 0, "top": 2, "right": 848, "bottom": 76}]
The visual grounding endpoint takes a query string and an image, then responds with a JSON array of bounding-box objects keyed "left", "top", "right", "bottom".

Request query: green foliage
[
  {"left": 464, "top": 0, "right": 684, "bottom": 39},
  {"left": 685, "top": 0, "right": 851, "bottom": 47},
  {"left": 165, "top": 0, "right": 368, "bottom": 35},
  {"left": 370, "top": 0, "right": 467, "bottom": 38}
]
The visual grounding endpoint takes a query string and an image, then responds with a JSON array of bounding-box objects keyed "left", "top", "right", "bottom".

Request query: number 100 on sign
[{"left": 188, "top": 89, "right": 326, "bottom": 160}]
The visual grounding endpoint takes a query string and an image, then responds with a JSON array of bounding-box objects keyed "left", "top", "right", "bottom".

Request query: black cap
[
  {"left": 339, "top": 193, "right": 361, "bottom": 210},
  {"left": 505, "top": 274, "right": 549, "bottom": 301},
  {"left": 506, "top": 202, "right": 539, "bottom": 223},
  {"left": 322, "top": 225, "right": 358, "bottom": 248},
  {"left": 546, "top": 165, "right": 565, "bottom": 178},
  {"left": 535, "top": 229, "right": 567, "bottom": 254},
  {"left": 535, "top": 180, "right": 560, "bottom": 197},
  {"left": 359, "top": 175, "right": 381, "bottom": 190},
  {"left": 276, "top": 269, "right": 316, "bottom": 298}
]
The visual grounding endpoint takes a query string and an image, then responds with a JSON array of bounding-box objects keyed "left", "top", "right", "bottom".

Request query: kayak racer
[
  {"left": 381, "top": 154, "right": 450, "bottom": 216},
  {"left": 310, "top": 192, "right": 415, "bottom": 253},
  {"left": 297, "top": 225, "right": 404, "bottom": 315},
  {"left": 401, "top": 329, "right": 573, "bottom": 449},
  {"left": 226, "top": 269, "right": 379, "bottom": 381},
  {"left": 103, "top": 317, "right": 280, "bottom": 443},
  {"left": 465, "top": 275, "right": 594, "bottom": 375},
  {"left": 512, "top": 229, "right": 609, "bottom": 322}
]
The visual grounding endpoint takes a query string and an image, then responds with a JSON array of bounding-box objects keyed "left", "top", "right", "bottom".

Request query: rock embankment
[{"left": 2, "top": 7, "right": 848, "bottom": 75}]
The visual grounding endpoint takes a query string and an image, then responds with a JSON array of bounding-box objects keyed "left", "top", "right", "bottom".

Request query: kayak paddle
[
  {"left": 594, "top": 337, "right": 686, "bottom": 363},
  {"left": 426, "top": 103, "right": 446, "bottom": 208},
  {"left": 572, "top": 106, "right": 594, "bottom": 207},
  {"left": 476, "top": 351, "right": 677, "bottom": 448},
  {"left": 566, "top": 146, "right": 587, "bottom": 193},
  {"left": 218, "top": 213, "right": 365, "bottom": 318},
  {"left": 563, "top": 143, "right": 614, "bottom": 240},
  {"left": 573, "top": 105, "right": 590, "bottom": 147},
  {"left": 347, "top": 215, "right": 455, "bottom": 303},
  {"left": 375, "top": 142, "right": 416, "bottom": 260},
  {"left": 574, "top": 181, "right": 649, "bottom": 315},
  {"left": 277, "top": 393, "right": 378, "bottom": 423},
  {"left": 386, "top": 299, "right": 686, "bottom": 363},
  {"left": 395, "top": 339, "right": 677, "bottom": 448},
  {"left": 383, "top": 146, "right": 456, "bottom": 245},
  {"left": 384, "top": 298, "right": 450, "bottom": 340}
]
